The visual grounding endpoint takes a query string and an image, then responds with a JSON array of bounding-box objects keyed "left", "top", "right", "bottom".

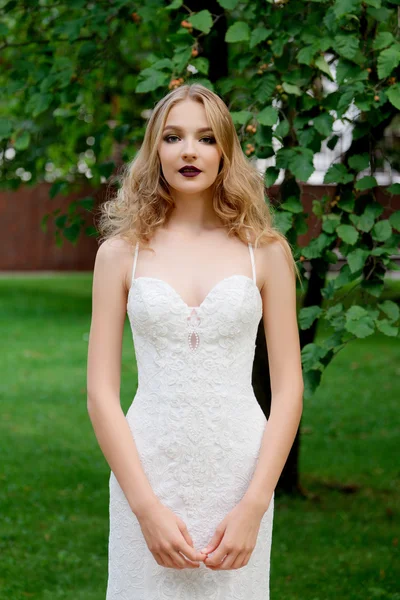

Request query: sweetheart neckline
[{"left": 128, "top": 274, "right": 262, "bottom": 312}]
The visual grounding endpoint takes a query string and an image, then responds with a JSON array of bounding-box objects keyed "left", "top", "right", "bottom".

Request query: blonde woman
[{"left": 87, "top": 83, "right": 304, "bottom": 599}]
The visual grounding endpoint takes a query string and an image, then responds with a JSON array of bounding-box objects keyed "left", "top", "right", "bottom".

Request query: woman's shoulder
[
  {"left": 97, "top": 235, "right": 136, "bottom": 258},
  {"left": 95, "top": 236, "right": 137, "bottom": 293}
]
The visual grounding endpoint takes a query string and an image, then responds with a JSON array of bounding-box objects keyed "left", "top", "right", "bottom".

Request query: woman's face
[{"left": 157, "top": 99, "right": 223, "bottom": 196}]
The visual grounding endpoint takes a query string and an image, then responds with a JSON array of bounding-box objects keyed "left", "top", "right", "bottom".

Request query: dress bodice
[{"left": 126, "top": 235, "right": 263, "bottom": 398}]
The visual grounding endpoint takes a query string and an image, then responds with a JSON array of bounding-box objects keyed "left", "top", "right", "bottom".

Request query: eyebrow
[{"left": 163, "top": 125, "right": 214, "bottom": 133}]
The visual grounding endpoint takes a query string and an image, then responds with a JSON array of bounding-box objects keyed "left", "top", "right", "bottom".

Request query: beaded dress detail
[{"left": 106, "top": 234, "right": 274, "bottom": 600}]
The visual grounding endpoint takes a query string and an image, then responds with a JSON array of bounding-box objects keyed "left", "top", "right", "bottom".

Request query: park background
[{"left": 1, "top": 0, "right": 399, "bottom": 598}]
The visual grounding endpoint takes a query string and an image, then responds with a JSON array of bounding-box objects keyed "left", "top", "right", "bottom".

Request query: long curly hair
[{"left": 96, "top": 83, "right": 301, "bottom": 282}]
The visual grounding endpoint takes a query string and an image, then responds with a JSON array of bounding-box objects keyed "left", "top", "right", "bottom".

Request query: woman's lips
[{"left": 179, "top": 171, "right": 202, "bottom": 177}]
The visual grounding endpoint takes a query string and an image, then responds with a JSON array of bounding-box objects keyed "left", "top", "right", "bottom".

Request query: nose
[{"left": 181, "top": 137, "right": 197, "bottom": 159}]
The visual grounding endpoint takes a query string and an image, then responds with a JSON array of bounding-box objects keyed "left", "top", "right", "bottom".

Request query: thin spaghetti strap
[
  {"left": 131, "top": 240, "right": 139, "bottom": 283},
  {"left": 245, "top": 230, "right": 256, "bottom": 284}
]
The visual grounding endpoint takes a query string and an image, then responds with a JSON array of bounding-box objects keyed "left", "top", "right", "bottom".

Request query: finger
[
  {"left": 205, "top": 549, "right": 228, "bottom": 568},
  {"left": 231, "top": 551, "right": 247, "bottom": 570},
  {"left": 181, "top": 540, "right": 207, "bottom": 563},
  {"left": 239, "top": 552, "right": 251, "bottom": 568},
  {"left": 178, "top": 551, "right": 200, "bottom": 568},
  {"left": 180, "top": 526, "right": 194, "bottom": 548},
  {"left": 201, "top": 528, "right": 224, "bottom": 555},
  {"left": 173, "top": 551, "right": 199, "bottom": 569},
  {"left": 217, "top": 551, "right": 238, "bottom": 570},
  {"left": 158, "top": 551, "right": 177, "bottom": 569}
]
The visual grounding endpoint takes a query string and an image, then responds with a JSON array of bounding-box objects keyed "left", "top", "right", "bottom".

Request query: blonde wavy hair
[{"left": 96, "top": 83, "right": 301, "bottom": 283}]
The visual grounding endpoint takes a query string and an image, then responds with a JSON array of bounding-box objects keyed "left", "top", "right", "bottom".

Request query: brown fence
[{"left": 0, "top": 182, "right": 398, "bottom": 271}]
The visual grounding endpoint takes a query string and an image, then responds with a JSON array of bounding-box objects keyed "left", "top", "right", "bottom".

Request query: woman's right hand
[{"left": 137, "top": 501, "right": 207, "bottom": 569}]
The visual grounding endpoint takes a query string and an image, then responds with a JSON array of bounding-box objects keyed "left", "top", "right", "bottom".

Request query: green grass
[{"left": 0, "top": 274, "right": 399, "bottom": 599}]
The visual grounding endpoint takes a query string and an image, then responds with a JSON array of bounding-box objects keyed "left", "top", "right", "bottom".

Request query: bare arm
[
  {"left": 86, "top": 237, "right": 160, "bottom": 519},
  {"left": 243, "top": 240, "right": 304, "bottom": 511}
]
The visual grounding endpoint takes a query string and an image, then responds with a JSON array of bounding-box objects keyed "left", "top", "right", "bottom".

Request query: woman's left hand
[{"left": 200, "top": 497, "right": 267, "bottom": 570}]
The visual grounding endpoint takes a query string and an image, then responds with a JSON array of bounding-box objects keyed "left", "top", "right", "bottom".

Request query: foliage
[
  {"left": 1, "top": 0, "right": 399, "bottom": 400},
  {"left": 0, "top": 275, "right": 399, "bottom": 598}
]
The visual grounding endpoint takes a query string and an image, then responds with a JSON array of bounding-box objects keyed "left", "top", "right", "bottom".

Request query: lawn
[{"left": 0, "top": 274, "right": 399, "bottom": 599}]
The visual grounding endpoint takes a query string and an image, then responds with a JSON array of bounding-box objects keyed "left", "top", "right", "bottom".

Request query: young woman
[{"left": 87, "top": 83, "right": 304, "bottom": 599}]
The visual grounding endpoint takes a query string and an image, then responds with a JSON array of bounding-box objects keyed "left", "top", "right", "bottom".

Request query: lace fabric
[{"left": 106, "top": 236, "right": 274, "bottom": 600}]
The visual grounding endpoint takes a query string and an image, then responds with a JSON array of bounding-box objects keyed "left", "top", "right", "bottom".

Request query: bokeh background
[{"left": 1, "top": 1, "right": 399, "bottom": 598}]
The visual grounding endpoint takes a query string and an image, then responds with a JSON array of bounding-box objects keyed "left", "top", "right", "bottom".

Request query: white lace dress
[{"left": 106, "top": 236, "right": 274, "bottom": 600}]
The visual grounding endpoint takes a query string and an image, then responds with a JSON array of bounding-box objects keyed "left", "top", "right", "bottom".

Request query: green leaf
[
  {"left": 377, "top": 45, "right": 400, "bottom": 79},
  {"left": 274, "top": 119, "right": 290, "bottom": 138},
  {"left": 250, "top": 27, "right": 272, "bottom": 49},
  {"left": 280, "top": 196, "right": 303, "bottom": 213},
  {"left": 190, "top": 10, "right": 213, "bottom": 34},
  {"left": 299, "top": 306, "right": 323, "bottom": 330},
  {"left": 63, "top": 223, "right": 80, "bottom": 243},
  {"left": 192, "top": 57, "right": 209, "bottom": 75},
  {"left": 333, "top": 35, "right": 359, "bottom": 60},
  {"left": 172, "top": 47, "right": 192, "bottom": 71},
  {"left": 389, "top": 210, "right": 400, "bottom": 231},
  {"left": 372, "top": 220, "right": 392, "bottom": 241},
  {"left": 79, "top": 197, "right": 94, "bottom": 211},
  {"left": 348, "top": 153, "right": 370, "bottom": 172},
  {"left": 325, "top": 303, "right": 345, "bottom": 326},
  {"left": 225, "top": 21, "right": 250, "bottom": 42},
  {"left": 333, "top": 0, "right": 361, "bottom": 18},
  {"left": 0, "top": 118, "right": 12, "bottom": 141},
  {"left": 302, "top": 232, "right": 334, "bottom": 259},
  {"left": 373, "top": 31, "right": 394, "bottom": 50},
  {"left": 276, "top": 148, "right": 297, "bottom": 170},
  {"left": 357, "top": 210, "right": 375, "bottom": 232},
  {"left": 297, "top": 128, "right": 317, "bottom": 148},
  {"left": 271, "top": 37, "right": 286, "bottom": 57},
  {"left": 313, "top": 113, "right": 334, "bottom": 137},
  {"left": 303, "top": 369, "right": 322, "bottom": 401},
  {"left": 255, "top": 74, "right": 278, "bottom": 101},
  {"left": 322, "top": 213, "right": 341, "bottom": 234},
  {"left": 324, "top": 163, "right": 353, "bottom": 184},
  {"left": 387, "top": 84, "right": 400, "bottom": 110},
  {"left": 364, "top": 0, "right": 382, "bottom": 7},
  {"left": 282, "top": 82, "right": 302, "bottom": 96},
  {"left": 230, "top": 110, "right": 252, "bottom": 125},
  {"left": 337, "top": 224, "right": 359, "bottom": 244},
  {"left": 273, "top": 211, "right": 293, "bottom": 235},
  {"left": 265, "top": 167, "right": 280, "bottom": 187},
  {"left": 346, "top": 248, "right": 369, "bottom": 273},
  {"left": 136, "top": 71, "right": 169, "bottom": 93},
  {"left": 367, "top": 6, "right": 392, "bottom": 21},
  {"left": 49, "top": 181, "right": 69, "bottom": 199},
  {"left": 289, "top": 148, "right": 315, "bottom": 181},
  {"left": 345, "top": 306, "right": 375, "bottom": 338},
  {"left": 166, "top": 0, "right": 183, "bottom": 10},
  {"left": 376, "top": 319, "right": 398, "bottom": 336},
  {"left": 387, "top": 183, "right": 400, "bottom": 195},
  {"left": 298, "top": 46, "right": 315, "bottom": 66},
  {"left": 301, "top": 343, "right": 329, "bottom": 371},
  {"left": 257, "top": 106, "right": 279, "bottom": 126},
  {"left": 315, "top": 55, "right": 334, "bottom": 79},
  {"left": 217, "top": 0, "right": 239, "bottom": 8},
  {"left": 14, "top": 130, "right": 30, "bottom": 151},
  {"left": 378, "top": 300, "right": 400, "bottom": 322},
  {"left": 355, "top": 176, "right": 377, "bottom": 190},
  {"left": 25, "top": 93, "right": 52, "bottom": 117}
]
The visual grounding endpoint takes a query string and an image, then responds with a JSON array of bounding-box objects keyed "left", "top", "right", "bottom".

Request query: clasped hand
[
  {"left": 200, "top": 499, "right": 264, "bottom": 570},
  {"left": 138, "top": 497, "right": 265, "bottom": 570}
]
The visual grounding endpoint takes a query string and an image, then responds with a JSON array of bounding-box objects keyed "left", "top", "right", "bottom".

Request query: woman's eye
[
  {"left": 163, "top": 135, "right": 216, "bottom": 144},
  {"left": 164, "top": 135, "right": 179, "bottom": 142}
]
